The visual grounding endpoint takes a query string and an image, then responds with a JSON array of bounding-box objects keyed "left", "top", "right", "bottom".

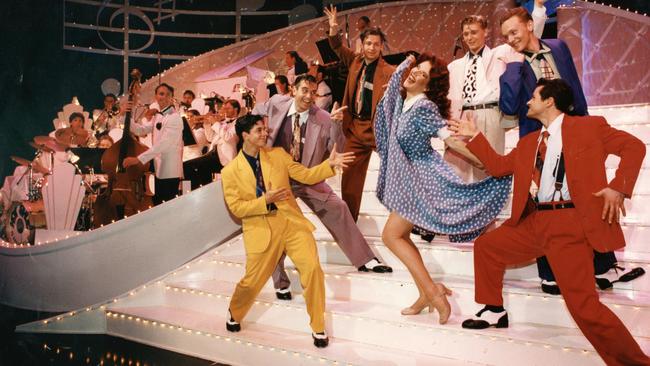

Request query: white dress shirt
[
  {"left": 206, "top": 118, "right": 238, "bottom": 166},
  {"left": 461, "top": 50, "right": 500, "bottom": 106},
  {"left": 131, "top": 106, "right": 184, "bottom": 179},
  {"left": 287, "top": 101, "right": 310, "bottom": 126},
  {"left": 537, "top": 113, "right": 571, "bottom": 202}
]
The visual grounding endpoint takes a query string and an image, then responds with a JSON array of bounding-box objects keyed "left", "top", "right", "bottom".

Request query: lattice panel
[
  {"left": 559, "top": 3, "right": 650, "bottom": 105},
  {"left": 139, "top": 0, "right": 506, "bottom": 101}
]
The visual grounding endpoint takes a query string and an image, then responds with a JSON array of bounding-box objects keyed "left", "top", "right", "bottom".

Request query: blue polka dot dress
[{"left": 375, "top": 58, "right": 511, "bottom": 241}]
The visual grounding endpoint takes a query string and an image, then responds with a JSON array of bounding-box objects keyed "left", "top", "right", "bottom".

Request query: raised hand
[
  {"left": 447, "top": 116, "right": 479, "bottom": 138},
  {"left": 593, "top": 187, "right": 626, "bottom": 224},
  {"left": 330, "top": 102, "right": 348, "bottom": 122},
  {"left": 406, "top": 54, "right": 416, "bottom": 64},
  {"left": 323, "top": 5, "right": 338, "bottom": 35},
  {"left": 328, "top": 143, "right": 354, "bottom": 169}
]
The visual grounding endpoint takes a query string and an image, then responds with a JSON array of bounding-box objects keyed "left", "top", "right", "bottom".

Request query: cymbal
[
  {"left": 28, "top": 141, "right": 54, "bottom": 153},
  {"left": 54, "top": 128, "right": 89, "bottom": 147},
  {"left": 33, "top": 135, "right": 68, "bottom": 151},
  {"left": 10, "top": 156, "right": 32, "bottom": 166},
  {"left": 33, "top": 135, "right": 55, "bottom": 144},
  {"left": 10, "top": 156, "right": 49, "bottom": 174}
]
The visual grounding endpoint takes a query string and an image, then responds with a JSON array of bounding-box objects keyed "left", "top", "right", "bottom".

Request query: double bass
[{"left": 100, "top": 69, "right": 152, "bottom": 218}]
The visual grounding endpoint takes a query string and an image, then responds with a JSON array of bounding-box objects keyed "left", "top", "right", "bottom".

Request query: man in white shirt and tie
[
  {"left": 446, "top": 4, "right": 546, "bottom": 182},
  {"left": 123, "top": 83, "right": 184, "bottom": 205}
]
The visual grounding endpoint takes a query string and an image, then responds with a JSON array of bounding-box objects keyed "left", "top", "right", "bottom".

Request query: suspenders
[{"left": 551, "top": 153, "right": 566, "bottom": 201}]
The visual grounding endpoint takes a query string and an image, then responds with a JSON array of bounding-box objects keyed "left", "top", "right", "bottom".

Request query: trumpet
[{"left": 186, "top": 113, "right": 225, "bottom": 128}]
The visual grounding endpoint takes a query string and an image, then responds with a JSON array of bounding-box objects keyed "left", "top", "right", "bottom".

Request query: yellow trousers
[{"left": 229, "top": 212, "right": 326, "bottom": 333}]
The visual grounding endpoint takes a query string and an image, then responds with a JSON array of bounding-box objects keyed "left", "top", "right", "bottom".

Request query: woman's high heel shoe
[
  {"left": 401, "top": 296, "right": 432, "bottom": 315},
  {"left": 429, "top": 283, "right": 452, "bottom": 324}
]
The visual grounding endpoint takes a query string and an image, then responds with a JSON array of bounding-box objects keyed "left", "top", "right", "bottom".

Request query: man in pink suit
[{"left": 253, "top": 74, "right": 392, "bottom": 300}]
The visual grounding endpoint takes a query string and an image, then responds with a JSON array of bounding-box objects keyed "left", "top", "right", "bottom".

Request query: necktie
[
  {"left": 290, "top": 113, "right": 301, "bottom": 162},
  {"left": 537, "top": 54, "right": 555, "bottom": 80},
  {"left": 355, "top": 63, "right": 367, "bottom": 115},
  {"left": 254, "top": 156, "right": 278, "bottom": 211},
  {"left": 254, "top": 158, "right": 266, "bottom": 198},
  {"left": 462, "top": 54, "right": 479, "bottom": 104},
  {"left": 530, "top": 131, "right": 550, "bottom": 198}
]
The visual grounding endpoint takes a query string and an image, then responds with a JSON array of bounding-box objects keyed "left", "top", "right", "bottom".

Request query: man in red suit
[{"left": 449, "top": 79, "right": 648, "bottom": 365}]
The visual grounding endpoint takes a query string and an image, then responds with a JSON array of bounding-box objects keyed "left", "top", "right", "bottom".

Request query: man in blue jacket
[{"left": 499, "top": 7, "right": 588, "bottom": 138}]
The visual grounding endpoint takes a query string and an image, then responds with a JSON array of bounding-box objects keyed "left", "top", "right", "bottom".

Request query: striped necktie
[{"left": 530, "top": 131, "right": 550, "bottom": 198}]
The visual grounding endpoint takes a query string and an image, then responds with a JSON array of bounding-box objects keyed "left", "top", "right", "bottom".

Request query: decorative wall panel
[{"left": 559, "top": 2, "right": 650, "bottom": 105}]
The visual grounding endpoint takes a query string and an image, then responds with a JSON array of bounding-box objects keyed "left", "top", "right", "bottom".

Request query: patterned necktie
[
  {"left": 355, "top": 63, "right": 368, "bottom": 115},
  {"left": 462, "top": 54, "right": 479, "bottom": 104},
  {"left": 530, "top": 131, "right": 550, "bottom": 198},
  {"left": 537, "top": 54, "right": 555, "bottom": 80},
  {"left": 290, "top": 113, "right": 301, "bottom": 162},
  {"left": 254, "top": 158, "right": 266, "bottom": 198}
]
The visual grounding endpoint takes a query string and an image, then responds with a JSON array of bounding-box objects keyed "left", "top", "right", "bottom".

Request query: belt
[
  {"left": 350, "top": 113, "right": 371, "bottom": 121},
  {"left": 462, "top": 102, "right": 499, "bottom": 111},
  {"left": 536, "top": 201, "right": 575, "bottom": 210}
]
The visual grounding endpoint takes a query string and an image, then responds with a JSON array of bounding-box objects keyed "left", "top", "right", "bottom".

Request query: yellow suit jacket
[{"left": 221, "top": 147, "right": 335, "bottom": 254}]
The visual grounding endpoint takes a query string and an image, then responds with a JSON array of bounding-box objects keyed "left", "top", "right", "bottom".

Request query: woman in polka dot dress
[{"left": 375, "top": 54, "right": 511, "bottom": 323}]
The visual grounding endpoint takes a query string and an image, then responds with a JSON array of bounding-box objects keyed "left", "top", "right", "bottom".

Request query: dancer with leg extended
[
  {"left": 375, "top": 55, "right": 511, "bottom": 323},
  {"left": 221, "top": 114, "right": 354, "bottom": 348},
  {"left": 452, "top": 79, "right": 649, "bottom": 365}
]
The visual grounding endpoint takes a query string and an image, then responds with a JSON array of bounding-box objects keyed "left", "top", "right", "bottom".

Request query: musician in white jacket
[{"left": 123, "top": 83, "right": 184, "bottom": 205}]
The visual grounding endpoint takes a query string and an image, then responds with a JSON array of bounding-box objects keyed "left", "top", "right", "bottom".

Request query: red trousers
[
  {"left": 342, "top": 118, "right": 375, "bottom": 222},
  {"left": 474, "top": 208, "right": 649, "bottom": 366}
]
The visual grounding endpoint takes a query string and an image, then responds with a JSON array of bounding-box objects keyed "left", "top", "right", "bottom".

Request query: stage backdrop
[
  {"left": 138, "top": 0, "right": 650, "bottom": 108},
  {"left": 558, "top": 1, "right": 650, "bottom": 106},
  {"left": 138, "top": 0, "right": 513, "bottom": 102}
]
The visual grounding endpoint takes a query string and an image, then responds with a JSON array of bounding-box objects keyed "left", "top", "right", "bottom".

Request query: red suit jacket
[{"left": 467, "top": 115, "right": 646, "bottom": 253}]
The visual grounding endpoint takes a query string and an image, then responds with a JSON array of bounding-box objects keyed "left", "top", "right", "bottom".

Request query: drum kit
[{"left": 1, "top": 135, "right": 108, "bottom": 245}]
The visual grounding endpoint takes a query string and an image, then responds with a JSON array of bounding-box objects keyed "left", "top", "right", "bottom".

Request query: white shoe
[{"left": 462, "top": 306, "right": 509, "bottom": 329}]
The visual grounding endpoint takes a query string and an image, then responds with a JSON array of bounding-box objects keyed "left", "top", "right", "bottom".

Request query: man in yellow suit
[{"left": 221, "top": 114, "right": 354, "bottom": 348}]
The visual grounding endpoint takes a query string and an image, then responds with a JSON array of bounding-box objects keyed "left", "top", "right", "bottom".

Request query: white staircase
[{"left": 19, "top": 104, "right": 650, "bottom": 365}]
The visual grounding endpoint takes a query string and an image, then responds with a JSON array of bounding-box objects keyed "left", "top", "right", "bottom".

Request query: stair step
[
  {"left": 166, "top": 255, "right": 650, "bottom": 338},
  {"left": 106, "top": 305, "right": 474, "bottom": 366},
  {"left": 147, "top": 279, "right": 650, "bottom": 365},
  {"left": 213, "top": 235, "right": 650, "bottom": 293},
  {"left": 213, "top": 234, "right": 650, "bottom": 292}
]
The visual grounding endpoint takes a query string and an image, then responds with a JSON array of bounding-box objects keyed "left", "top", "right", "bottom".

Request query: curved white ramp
[{"left": 0, "top": 181, "right": 240, "bottom": 312}]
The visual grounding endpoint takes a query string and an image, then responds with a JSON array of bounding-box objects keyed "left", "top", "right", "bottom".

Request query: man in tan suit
[
  {"left": 221, "top": 114, "right": 353, "bottom": 348},
  {"left": 325, "top": 5, "right": 395, "bottom": 221},
  {"left": 253, "top": 74, "right": 392, "bottom": 301}
]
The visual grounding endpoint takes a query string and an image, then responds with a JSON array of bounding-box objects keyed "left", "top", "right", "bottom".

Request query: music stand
[
  {"left": 315, "top": 38, "right": 340, "bottom": 64},
  {"left": 181, "top": 117, "right": 198, "bottom": 146},
  {"left": 382, "top": 51, "right": 420, "bottom": 66},
  {"left": 69, "top": 148, "right": 106, "bottom": 174}
]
